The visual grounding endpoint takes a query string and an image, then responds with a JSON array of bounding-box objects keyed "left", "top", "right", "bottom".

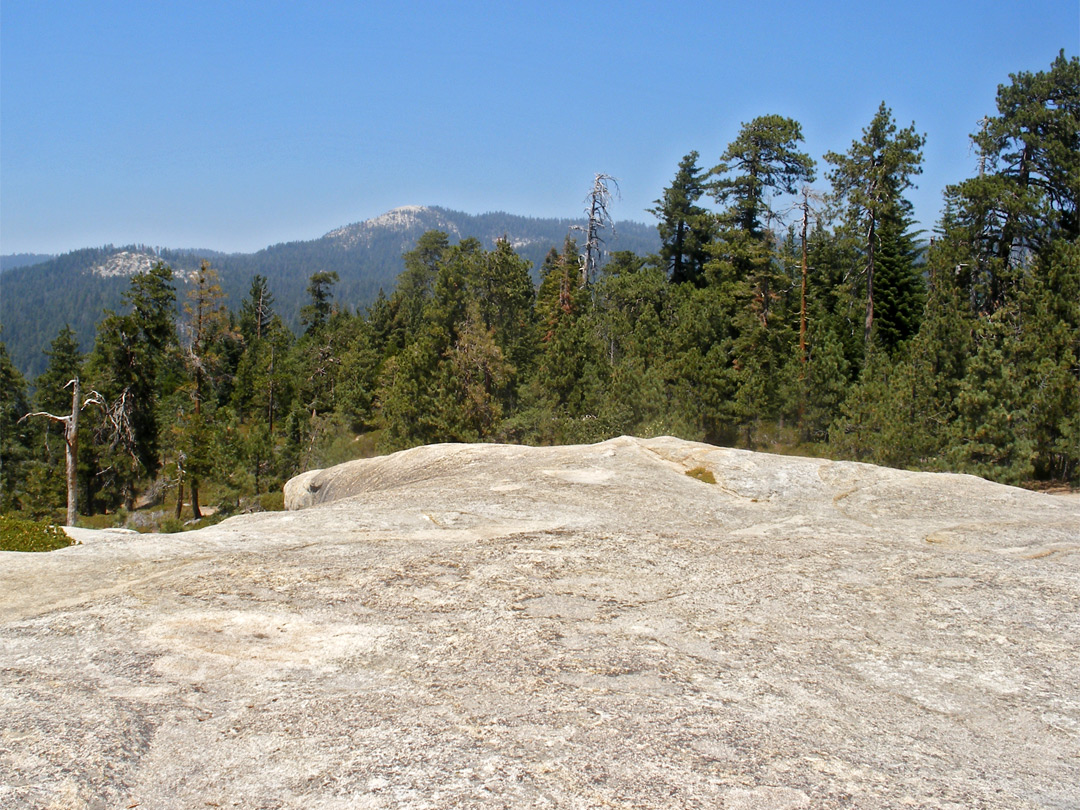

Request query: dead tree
[
  {"left": 575, "top": 173, "right": 619, "bottom": 287},
  {"left": 795, "top": 186, "right": 824, "bottom": 374},
  {"left": 20, "top": 378, "right": 102, "bottom": 526}
]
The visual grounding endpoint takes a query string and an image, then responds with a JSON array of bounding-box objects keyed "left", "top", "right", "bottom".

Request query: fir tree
[{"left": 650, "top": 151, "right": 716, "bottom": 285}]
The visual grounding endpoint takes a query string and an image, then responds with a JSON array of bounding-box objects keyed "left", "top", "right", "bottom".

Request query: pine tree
[
  {"left": 300, "top": 271, "right": 340, "bottom": 336},
  {"left": 711, "top": 115, "right": 816, "bottom": 239},
  {"left": 893, "top": 254, "right": 975, "bottom": 467},
  {"left": 946, "top": 308, "right": 1035, "bottom": 485},
  {"left": 377, "top": 333, "right": 444, "bottom": 450},
  {"left": 798, "top": 316, "right": 850, "bottom": 442},
  {"left": 174, "top": 262, "right": 233, "bottom": 518},
  {"left": 1012, "top": 239, "right": 1080, "bottom": 482},
  {"left": 239, "top": 275, "right": 275, "bottom": 344},
  {"left": 440, "top": 300, "right": 514, "bottom": 441},
  {"left": 293, "top": 271, "right": 348, "bottom": 426},
  {"left": 85, "top": 262, "right": 177, "bottom": 509},
  {"left": 828, "top": 345, "right": 897, "bottom": 463},
  {"left": 589, "top": 251, "right": 670, "bottom": 435},
  {"left": 34, "top": 327, "right": 84, "bottom": 415},
  {"left": 334, "top": 314, "right": 382, "bottom": 432},
  {"left": 698, "top": 116, "right": 818, "bottom": 440},
  {"left": 531, "top": 237, "right": 594, "bottom": 414},
  {"left": 826, "top": 103, "right": 925, "bottom": 348},
  {"left": 0, "top": 341, "right": 33, "bottom": 512},
  {"left": 473, "top": 237, "right": 537, "bottom": 380},
  {"left": 388, "top": 231, "right": 449, "bottom": 350},
  {"left": 944, "top": 51, "right": 1079, "bottom": 312},
  {"left": 660, "top": 280, "right": 740, "bottom": 445},
  {"left": 231, "top": 313, "right": 295, "bottom": 489}
]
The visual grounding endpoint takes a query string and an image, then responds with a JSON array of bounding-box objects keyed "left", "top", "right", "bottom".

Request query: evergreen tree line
[{"left": 1, "top": 53, "right": 1076, "bottom": 524}]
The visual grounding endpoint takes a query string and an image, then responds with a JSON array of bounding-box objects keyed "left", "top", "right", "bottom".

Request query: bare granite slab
[{"left": 2, "top": 436, "right": 1077, "bottom": 808}]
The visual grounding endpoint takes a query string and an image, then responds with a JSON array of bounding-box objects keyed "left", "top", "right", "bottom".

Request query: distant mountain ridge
[
  {"left": 0, "top": 206, "right": 660, "bottom": 378},
  {"left": 0, "top": 253, "right": 56, "bottom": 273}
]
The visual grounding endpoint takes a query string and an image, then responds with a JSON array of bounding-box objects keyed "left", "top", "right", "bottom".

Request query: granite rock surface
[{"left": 2, "top": 436, "right": 1078, "bottom": 809}]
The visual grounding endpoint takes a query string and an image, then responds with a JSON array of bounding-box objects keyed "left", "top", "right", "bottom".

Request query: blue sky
[{"left": 1, "top": 1, "right": 1076, "bottom": 255}]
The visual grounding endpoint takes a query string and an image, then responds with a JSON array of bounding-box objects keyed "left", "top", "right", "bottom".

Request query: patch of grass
[
  {"left": 0, "top": 515, "right": 76, "bottom": 552},
  {"left": 150, "top": 512, "right": 228, "bottom": 534},
  {"left": 685, "top": 466, "right": 716, "bottom": 484}
]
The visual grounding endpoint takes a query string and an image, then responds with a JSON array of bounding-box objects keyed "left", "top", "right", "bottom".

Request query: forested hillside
[
  {"left": 1, "top": 53, "right": 1076, "bottom": 529},
  {"left": 0, "top": 207, "right": 659, "bottom": 379}
]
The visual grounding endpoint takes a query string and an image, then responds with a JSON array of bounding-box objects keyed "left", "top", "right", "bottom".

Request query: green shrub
[
  {"left": 189, "top": 513, "right": 227, "bottom": 530},
  {"left": 258, "top": 491, "right": 285, "bottom": 512},
  {"left": 79, "top": 512, "right": 123, "bottom": 530},
  {"left": 0, "top": 515, "right": 76, "bottom": 552}
]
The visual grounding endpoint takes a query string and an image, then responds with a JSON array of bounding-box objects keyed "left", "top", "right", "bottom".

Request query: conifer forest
[{"left": 2, "top": 53, "right": 1077, "bottom": 530}]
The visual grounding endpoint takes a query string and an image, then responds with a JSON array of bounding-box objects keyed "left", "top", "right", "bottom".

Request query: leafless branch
[{"left": 19, "top": 410, "right": 68, "bottom": 425}]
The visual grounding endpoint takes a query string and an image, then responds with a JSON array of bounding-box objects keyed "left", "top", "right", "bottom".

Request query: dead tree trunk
[
  {"left": 577, "top": 174, "right": 618, "bottom": 287},
  {"left": 864, "top": 212, "right": 876, "bottom": 348},
  {"left": 191, "top": 479, "right": 202, "bottom": 520},
  {"left": 799, "top": 197, "right": 810, "bottom": 373},
  {"left": 64, "top": 378, "right": 79, "bottom": 526},
  {"left": 20, "top": 378, "right": 98, "bottom": 526},
  {"left": 175, "top": 453, "right": 186, "bottom": 521}
]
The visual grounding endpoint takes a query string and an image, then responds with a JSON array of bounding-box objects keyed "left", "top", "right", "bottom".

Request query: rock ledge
[{"left": 1, "top": 436, "right": 1077, "bottom": 808}]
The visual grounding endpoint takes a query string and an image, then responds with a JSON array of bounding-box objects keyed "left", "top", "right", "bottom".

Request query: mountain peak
[
  {"left": 90, "top": 250, "right": 159, "bottom": 278},
  {"left": 322, "top": 205, "right": 462, "bottom": 250},
  {"left": 365, "top": 205, "right": 433, "bottom": 227}
]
